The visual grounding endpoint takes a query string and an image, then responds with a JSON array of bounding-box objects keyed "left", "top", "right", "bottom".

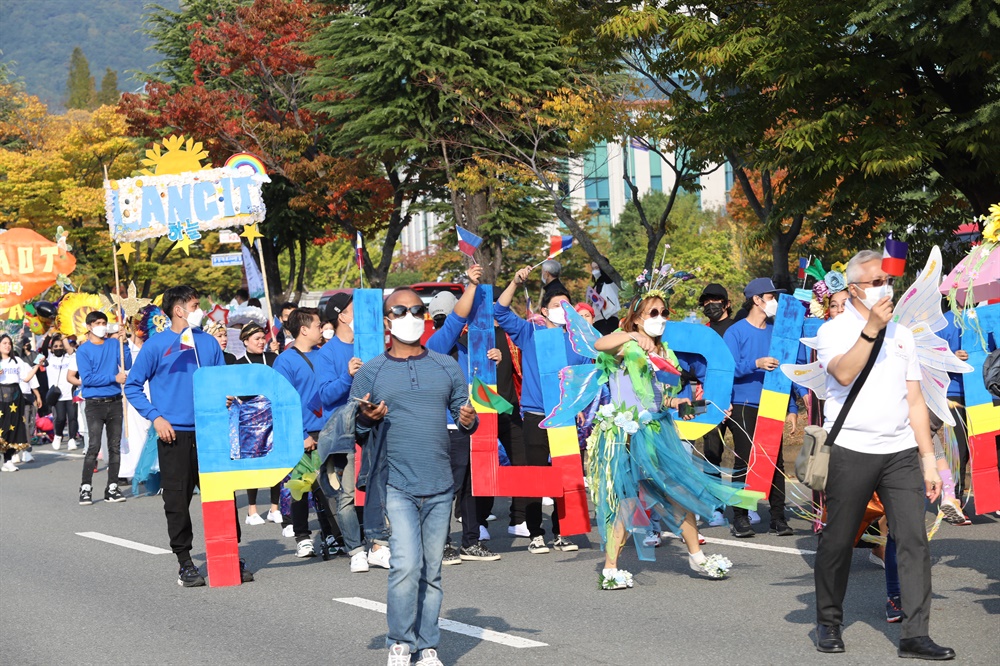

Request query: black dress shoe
[
  {"left": 730, "top": 514, "right": 755, "bottom": 538},
  {"left": 898, "top": 636, "right": 955, "bottom": 660},
  {"left": 816, "top": 624, "right": 845, "bottom": 653}
]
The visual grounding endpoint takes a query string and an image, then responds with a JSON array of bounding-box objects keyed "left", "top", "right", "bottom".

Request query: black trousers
[
  {"left": 82, "top": 398, "right": 123, "bottom": 487},
  {"left": 446, "top": 429, "right": 480, "bottom": 548},
  {"left": 54, "top": 399, "right": 79, "bottom": 440},
  {"left": 521, "top": 412, "right": 560, "bottom": 538},
  {"left": 815, "top": 446, "right": 932, "bottom": 638},
  {"left": 498, "top": 410, "right": 525, "bottom": 527},
  {"left": 702, "top": 419, "right": 728, "bottom": 478},
  {"left": 159, "top": 431, "right": 241, "bottom": 563},
  {"left": 729, "top": 403, "right": 785, "bottom": 518},
  {"left": 247, "top": 485, "right": 281, "bottom": 507}
]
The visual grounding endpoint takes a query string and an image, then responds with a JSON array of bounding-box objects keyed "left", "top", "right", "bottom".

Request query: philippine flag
[
  {"left": 797, "top": 257, "right": 808, "bottom": 280},
  {"left": 548, "top": 234, "right": 574, "bottom": 259},
  {"left": 882, "top": 233, "right": 908, "bottom": 277},
  {"left": 456, "top": 225, "right": 482, "bottom": 257}
]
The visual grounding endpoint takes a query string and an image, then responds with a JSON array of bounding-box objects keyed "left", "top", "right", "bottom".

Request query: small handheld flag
[
  {"left": 797, "top": 257, "right": 808, "bottom": 281},
  {"left": 355, "top": 232, "right": 364, "bottom": 270},
  {"left": 456, "top": 225, "right": 482, "bottom": 257},
  {"left": 471, "top": 376, "right": 514, "bottom": 415},
  {"left": 548, "top": 234, "right": 574, "bottom": 259},
  {"left": 882, "top": 233, "right": 908, "bottom": 277}
]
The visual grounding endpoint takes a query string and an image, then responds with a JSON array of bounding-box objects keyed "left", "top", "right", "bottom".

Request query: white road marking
[
  {"left": 30, "top": 450, "right": 84, "bottom": 457},
  {"left": 333, "top": 597, "right": 549, "bottom": 648},
  {"left": 665, "top": 532, "right": 816, "bottom": 555},
  {"left": 76, "top": 531, "right": 172, "bottom": 555}
]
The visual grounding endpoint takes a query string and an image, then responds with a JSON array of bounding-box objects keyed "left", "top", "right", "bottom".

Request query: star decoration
[
  {"left": 240, "top": 223, "right": 264, "bottom": 245},
  {"left": 9, "top": 403, "right": 17, "bottom": 414},
  {"left": 111, "top": 281, "right": 152, "bottom": 321},
  {"left": 174, "top": 232, "right": 196, "bottom": 256},
  {"left": 116, "top": 242, "right": 136, "bottom": 263}
]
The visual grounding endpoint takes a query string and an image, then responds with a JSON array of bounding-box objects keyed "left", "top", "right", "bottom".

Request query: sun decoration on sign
[{"left": 140, "top": 135, "right": 211, "bottom": 176}]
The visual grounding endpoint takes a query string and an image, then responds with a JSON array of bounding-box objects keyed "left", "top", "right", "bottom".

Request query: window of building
[{"left": 583, "top": 143, "right": 611, "bottom": 227}]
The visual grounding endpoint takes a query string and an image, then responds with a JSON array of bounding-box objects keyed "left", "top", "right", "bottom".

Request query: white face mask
[
  {"left": 389, "top": 313, "right": 424, "bottom": 344},
  {"left": 642, "top": 316, "right": 667, "bottom": 337},
  {"left": 186, "top": 307, "right": 205, "bottom": 329},
  {"left": 91, "top": 325, "right": 107, "bottom": 339},
  {"left": 591, "top": 269, "right": 601, "bottom": 279},
  {"left": 858, "top": 284, "right": 893, "bottom": 310},
  {"left": 322, "top": 329, "right": 334, "bottom": 340},
  {"left": 763, "top": 298, "right": 778, "bottom": 319},
  {"left": 546, "top": 305, "right": 566, "bottom": 326},
  {"left": 348, "top": 319, "right": 354, "bottom": 332}
]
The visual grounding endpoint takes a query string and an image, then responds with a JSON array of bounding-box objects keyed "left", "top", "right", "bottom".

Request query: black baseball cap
[
  {"left": 699, "top": 283, "right": 729, "bottom": 304},
  {"left": 325, "top": 292, "right": 353, "bottom": 322}
]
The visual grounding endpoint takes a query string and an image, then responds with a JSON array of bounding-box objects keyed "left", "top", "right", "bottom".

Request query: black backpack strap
[
  {"left": 828, "top": 328, "right": 885, "bottom": 443},
  {"left": 294, "top": 347, "right": 315, "bottom": 373}
]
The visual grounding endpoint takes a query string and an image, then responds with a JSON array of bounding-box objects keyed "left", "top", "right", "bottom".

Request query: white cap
[{"left": 428, "top": 291, "right": 458, "bottom": 318}]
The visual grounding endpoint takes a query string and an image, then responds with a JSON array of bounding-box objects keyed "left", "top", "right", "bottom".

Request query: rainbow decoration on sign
[
  {"left": 746, "top": 294, "right": 806, "bottom": 497},
  {"left": 961, "top": 304, "right": 1000, "bottom": 514},
  {"left": 193, "top": 364, "right": 302, "bottom": 587},
  {"left": 225, "top": 152, "right": 268, "bottom": 175}
]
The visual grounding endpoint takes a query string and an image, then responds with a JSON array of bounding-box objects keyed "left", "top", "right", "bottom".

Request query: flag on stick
[
  {"left": 355, "top": 232, "right": 364, "bottom": 270},
  {"left": 471, "top": 376, "right": 514, "bottom": 415},
  {"left": 882, "top": 233, "right": 908, "bottom": 277},
  {"left": 547, "top": 234, "right": 574, "bottom": 259},
  {"left": 797, "top": 257, "right": 808, "bottom": 281},
  {"left": 456, "top": 225, "right": 482, "bottom": 257}
]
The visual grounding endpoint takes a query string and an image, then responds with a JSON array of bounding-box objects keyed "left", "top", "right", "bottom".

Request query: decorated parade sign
[
  {"left": 105, "top": 137, "right": 270, "bottom": 243},
  {"left": 962, "top": 304, "right": 1000, "bottom": 514},
  {"left": 194, "top": 364, "right": 303, "bottom": 587},
  {"left": 0, "top": 228, "right": 76, "bottom": 309}
]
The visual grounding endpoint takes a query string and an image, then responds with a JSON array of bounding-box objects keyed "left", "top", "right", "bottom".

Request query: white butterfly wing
[
  {"left": 919, "top": 363, "right": 955, "bottom": 426},
  {"left": 780, "top": 361, "right": 829, "bottom": 400},
  {"left": 893, "top": 245, "right": 947, "bottom": 333},
  {"left": 800, "top": 336, "right": 820, "bottom": 351}
]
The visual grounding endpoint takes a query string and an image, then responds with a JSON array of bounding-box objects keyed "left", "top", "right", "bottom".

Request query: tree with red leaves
[{"left": 119, "top": 0, "right": 401, "bottom": 299}]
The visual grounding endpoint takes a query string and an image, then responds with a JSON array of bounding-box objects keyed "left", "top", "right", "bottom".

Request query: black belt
[{"left": 87, "top": 394, "right": 123, "bottom": 403}]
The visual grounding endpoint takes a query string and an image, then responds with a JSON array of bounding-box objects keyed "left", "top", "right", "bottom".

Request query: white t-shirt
[
  {"left": 0, "top": 357, "right": 31, "bottom": 386},
  {"left": 47, "top": 352, "right": 76, "bottom": 401},
  {"left": 816, "top": 301, "right": 921, "bottom": 454}
]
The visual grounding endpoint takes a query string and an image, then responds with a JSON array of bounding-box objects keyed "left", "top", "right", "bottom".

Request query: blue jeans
[
  {"left": 385, "top": 485, "right": 454, "bottom": 652},
  {"left": 329, "top": 453, "right": 364, "bottom": 555}
]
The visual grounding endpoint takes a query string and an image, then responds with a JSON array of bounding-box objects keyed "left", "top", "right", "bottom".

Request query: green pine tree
[
  {"left": 65, "top": 46, "right": 95, "bottom": 109},
  {"left": 96, "top": 67, "right": 118, "bottom": 106}
]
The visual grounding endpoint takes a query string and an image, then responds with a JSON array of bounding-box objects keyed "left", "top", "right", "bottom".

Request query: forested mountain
[{"left": 0, "top": 0, "right": 180, "bottom": 110}]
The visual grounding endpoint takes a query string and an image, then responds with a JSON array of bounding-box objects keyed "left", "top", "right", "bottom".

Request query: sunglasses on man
[{"left": 386, "top": 304, "right": 428, "bottom": 318}]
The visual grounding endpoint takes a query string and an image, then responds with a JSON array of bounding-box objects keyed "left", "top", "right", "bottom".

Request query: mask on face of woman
[
  {"left": 642, "top": 316, "right": 667, "bottom": 337},
  {"left": 703, "top": 302, "right": 726, "bottom": 321}
]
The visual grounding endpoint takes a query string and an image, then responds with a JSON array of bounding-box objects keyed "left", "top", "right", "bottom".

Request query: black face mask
[
  {"left": 703, "top": 302, "right": 726, "bottom": 321},
  {"left": 51, "top": 349, "right": 65, "bottom": 357}
]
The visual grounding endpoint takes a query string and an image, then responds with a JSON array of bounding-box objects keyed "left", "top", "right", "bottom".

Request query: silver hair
[
  {"left": 845, "top": 250, "right": 883, "bottom": 284},
  {"left": 541, "top": 259, "right": 562, "bottom": 277}
]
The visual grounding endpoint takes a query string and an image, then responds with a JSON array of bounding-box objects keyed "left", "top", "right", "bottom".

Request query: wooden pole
[
  {"left": 254, "top": 239, "right": 274, "bottom": 322},
  {"left": 104, "top": 163, "right": 129, "bottom": 438}
]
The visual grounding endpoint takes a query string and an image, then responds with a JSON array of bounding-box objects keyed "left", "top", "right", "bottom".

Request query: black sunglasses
[
  {"left": 386, "top": 304, "right": 427, "bottom": 318},
  {"left": 644, "top": 308, "right": 664, "bottom": 318},
  {"left": 852, "top": 277, "right": 895, "bottom": 288}
]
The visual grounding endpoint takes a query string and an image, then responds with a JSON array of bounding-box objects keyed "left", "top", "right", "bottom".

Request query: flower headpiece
[
  {"left": 624, "top": 261, "right": 700, "bottom": 311},
  {"left": 809, "top": 269, "right": 847, "bottom": 319}
]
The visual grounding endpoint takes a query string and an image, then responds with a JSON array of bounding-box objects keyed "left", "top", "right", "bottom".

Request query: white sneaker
[
  {"left": 10, "top": 453, "right": 20, "bottom": 463},
  {"left": 266, "top": 509, "right": 283, "bottom": 524},
  {"left": 1, "top": 461, "right": 18, "bottom": 472},
  {"left": 486, "top": 514, "right": 496, "bottom": 522},
  {"left": 387, "top": 643, "right": 411, "bottom": 666},
  {"left": 542, "top": 496, "right": 554, "bottom": 507},
  {"left": 52, "top": 436, "right": 62, "bottom": 450},
  {"left": 528, "top": 536, "right": 550, "bottom": 554},
  {"left": 748, "top": 510, "right": 761, "bottom": 525},
  {"left": 415, "top": 648, "right": 444, "bottom": 666},
  {"left": 479, "top": 525, "right": 491, "bottom": 542},
  {"left": 643, "top": 530, "right": 662, "bottom": 547},
  {"left": 368, "top": 546, "right": 391, "bottom": 569},
  {"left": 282, "top": 524, "right": 294, "bottom": 538},
  {"left": 67, "top": 438, "right": 78, "bottom": 451},
  {"left": 296, "top": 539, "right": 316, "bottom": 558},
  {"left": 245, "top": 513, "right": 265, "bottom": 526},
  {"left": 21, "top": 451, "right": 34, "bottom": 463},
  {"left": 708, "top": 510, "right": 726, "bottom": 527},
  {"left": 507, "top": 521, "right": 529, "bottom": 537},
  {"left": 350, "top": 551, "right": 370, "bottom": 573}
]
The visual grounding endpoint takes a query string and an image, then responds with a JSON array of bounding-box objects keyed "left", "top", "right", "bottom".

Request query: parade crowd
[{"left": 3, "top": 249, "right": 995, "bottom": 666}]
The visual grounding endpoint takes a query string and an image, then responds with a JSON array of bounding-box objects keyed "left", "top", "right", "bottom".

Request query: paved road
[{"left": 2, "top": 449, "right": 998, "bottom": 665}]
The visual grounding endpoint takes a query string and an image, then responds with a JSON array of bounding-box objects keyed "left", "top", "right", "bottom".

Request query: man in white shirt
[
  {"left": 812, "top": 250, "right": 953, "bottom": 660},
  {"left": 47, "top": 335, "right": 80, "bottom": 451}
]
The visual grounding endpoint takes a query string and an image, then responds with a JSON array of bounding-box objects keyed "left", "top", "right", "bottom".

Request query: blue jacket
[{"left": 356, "top": 417, "right": 390, "bottom": 543}]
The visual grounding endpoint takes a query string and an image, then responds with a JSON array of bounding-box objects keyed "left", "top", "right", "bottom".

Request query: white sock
[
  {"left": 603, "top": 567, "right": 617, "bottom": 577},
  {"left": 689, "top": 550, "right": 706, "bottom": 564}
]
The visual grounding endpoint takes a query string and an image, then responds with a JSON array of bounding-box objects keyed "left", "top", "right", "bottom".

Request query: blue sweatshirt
[
  {"left": 495, "top": 304, "right": 590, "bottom": 415},
  {"left": 351, "top": 349, "right": 476, "bottom": 497},
  {"left": 273, "top": 346, "right": 326, "bottom": 437},
  {"left": 75, "top": 339, "right": 132, "bottom": 399},
  {"left": 315, "top": 337, "right": 355, "bottom": 409},
  {"left": 723, "top": 318, "right": 798, "bottom": 413},
  {"left": 425, "top": 312, "right": 470, "bottom": 426},
  {"left": 942, "top": 311, "right": 963, "bottom": 398},
  {"left": 124, "top": 328, "right": 222, "bottom": 430}
]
